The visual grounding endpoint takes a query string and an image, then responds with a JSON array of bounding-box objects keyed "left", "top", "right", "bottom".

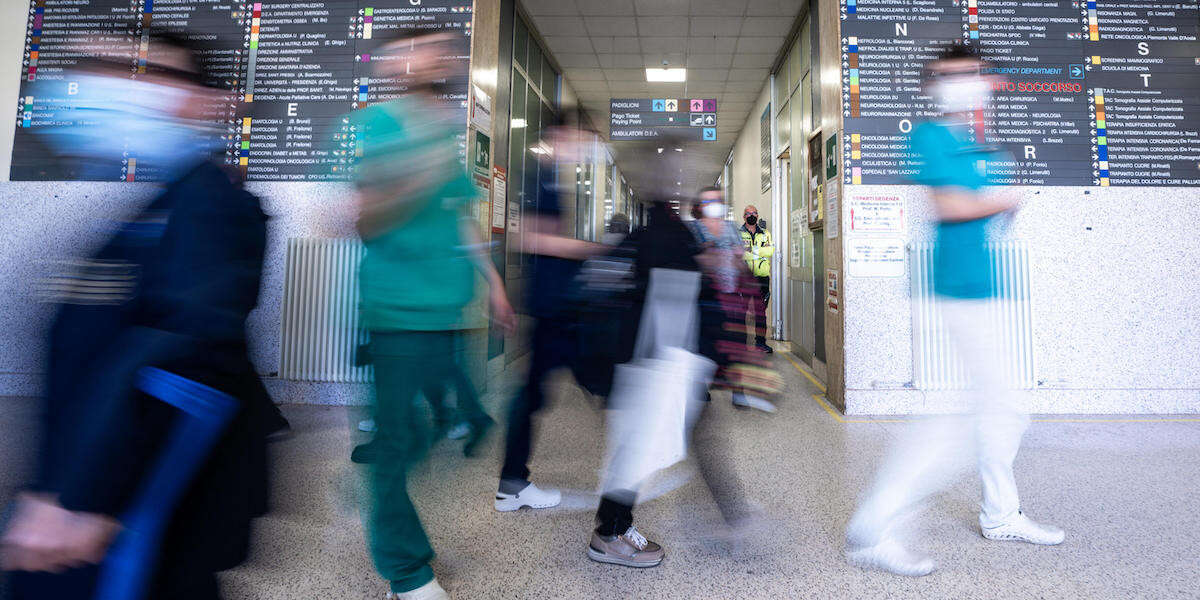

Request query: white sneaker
[
  {"left": 359, "top": 418, "right": 377, "bottom": 433},
  {"left": 385, "top": 579, "right": 448, "bottom": 600},
  {"left": 981, "top": 512, "right": 1065, "bottom": 545},
  {"left": 732, "top": 394, "right": 777, "bottom": 413},
  {"left": 446, "top": 422, "right": 470, "bottom": 440},
  {"left": 846, "top": 537, "right": 935, "bottom": 577},
  {"left": 494, "top": 482, "right": 561, "bottom": 512}
]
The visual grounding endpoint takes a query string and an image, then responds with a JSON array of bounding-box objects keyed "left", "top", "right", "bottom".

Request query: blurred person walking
[
  {"left": 0, "top": 31, "right": 273, "bottom": 600},
  {"left": 692, "top": 190, "right": 781, "bottom": 414},
  {"left": 845, "top": 44, "right": 1064, "bottom": 578},
  {"left": 351, "top": 32, "right": 514, "bottom": 600},
  {"left": 588, "top": 199, "right": 709, "bottom": 568},
  {"left": 494, "top": 123, "right": 605, "bottom": 512},
  {"left": 739, "top": 205, "right": 774, "bottom": 354}
]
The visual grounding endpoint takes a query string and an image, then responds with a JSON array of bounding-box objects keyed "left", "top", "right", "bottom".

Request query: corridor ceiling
[{"left": 520, "top": 0, "right": 805, "bottom": 200}]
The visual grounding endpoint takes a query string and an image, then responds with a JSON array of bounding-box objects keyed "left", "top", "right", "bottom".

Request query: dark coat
[{"left": 34, "top": 161, "right": 272, "bottom": 578}]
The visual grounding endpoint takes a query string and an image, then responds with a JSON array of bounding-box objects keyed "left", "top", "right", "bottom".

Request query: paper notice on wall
[
  {"left": 847, "top": 238, "right": 905, "bottom": 277},
  {"left": 471, "top": 85, "right": 493, "bottom": 131},
  {"left": 507, "top": 201, "right": 520, "bottom": 233},
  {"left": 825, "top": 180, "right": 839, "bottom": 239},
  {"left": 849, "top": 195, "right": 904, "bottom": 233},
  {"left": 789, "top": 209, "right": 805, "bottom": 265},
  {"left": 830, "top": 268, "right": 840, "bottom": 314},
  {"left": 491, "top": 167, "right": 507, "bottom": 232}
]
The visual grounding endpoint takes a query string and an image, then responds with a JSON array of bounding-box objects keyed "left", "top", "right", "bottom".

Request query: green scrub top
[
  {"left": 354, "top": 98, "right": 476, "bottom": 331},
  {"left": 909, "top": 121, "right": 1007, "bottom": 299}
]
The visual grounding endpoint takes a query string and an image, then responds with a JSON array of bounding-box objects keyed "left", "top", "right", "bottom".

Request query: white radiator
[
  {"left": 279, "top": 238, "right": 372, "bottom": 383},
  {"left": 909, "top": 241, "right": 1035, "bottom": 390}
]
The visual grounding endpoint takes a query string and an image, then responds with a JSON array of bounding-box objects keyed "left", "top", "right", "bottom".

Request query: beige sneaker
[
  {"left": 385, "top": 579, "right": 449, "bottom": 600},
  {"left": 587, "top": 526, "right": 664, "bottom": 568}
]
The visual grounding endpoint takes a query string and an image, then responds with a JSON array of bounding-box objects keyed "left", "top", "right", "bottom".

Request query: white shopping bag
[{"left": 602, "top": 269, "right": 715, "bottom": 493}]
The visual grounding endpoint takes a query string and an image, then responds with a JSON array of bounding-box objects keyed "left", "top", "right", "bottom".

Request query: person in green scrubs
[
  {"left": 845, "top": 43, "right": 1064, "bottom": 578},
  {"left": 353, "top": 32, "right": 514, "bottom": 600}
]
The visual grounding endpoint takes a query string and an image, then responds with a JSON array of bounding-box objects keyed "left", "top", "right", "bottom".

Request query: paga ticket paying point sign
[{"left": 610, "top": 98, "right": 718, "bottom": 141}]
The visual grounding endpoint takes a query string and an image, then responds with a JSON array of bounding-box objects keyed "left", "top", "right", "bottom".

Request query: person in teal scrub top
[
  {"left": 845, "top": 43, "right": 1065, "bottom": 578},
  {"left": 353, "top": 31, "right": 515, "bottom": 600}
]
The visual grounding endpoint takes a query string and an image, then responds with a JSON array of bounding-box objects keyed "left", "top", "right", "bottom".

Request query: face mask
[
  {"left": 930, "top": 78, "right": 991, "bottom": 114},
  {"left": 702, "top": 202, "right": 725, "bottom": 219},
  {"left": 745, "top": 214, "right": 758, "bottom": 226},
  {"left": 32, "top": 74, "right": 221, "bottom": 180}
]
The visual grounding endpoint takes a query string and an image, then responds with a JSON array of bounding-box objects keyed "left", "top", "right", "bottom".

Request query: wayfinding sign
[
  {"left": 12, "top": 0, "right": 473, "bottom": 182},
  {"left": 838, "top": 0, "right": 1200, "bottom": 187},
  {"left": 610, "top": 98, "right": 718, "bottom": 141}
]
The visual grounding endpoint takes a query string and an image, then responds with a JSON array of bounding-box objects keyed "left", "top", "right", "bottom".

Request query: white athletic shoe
[
  {"left": 981, "top": 512, "right": 1065, "bottom": 545},
  {"left": 385, "top": 579, "right": 448, "bottom": 600},
  {"left": 359, "top": 418, "right": 377, "bottom": 433},
  {"left": 732, "top": 393, "right": 777, "bottom": 413},
  {"left": 846, "top": 537, "right": 936, "bottom": 577},
  {"left": 446, "top": 422, "right": 471, "bottom": 440},
  {"left": 494, "top": 482, "right": 562, "bottom": 512}
]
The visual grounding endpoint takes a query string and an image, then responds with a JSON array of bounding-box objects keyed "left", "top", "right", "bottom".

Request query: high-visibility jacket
[{"left": 740, "top": 224, "right": 773, "bottom": 278}]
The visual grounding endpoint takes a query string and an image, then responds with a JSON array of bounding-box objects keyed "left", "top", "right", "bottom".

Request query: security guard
[{"left": 740, "top": 205, "right": 774, "bottom": 352}]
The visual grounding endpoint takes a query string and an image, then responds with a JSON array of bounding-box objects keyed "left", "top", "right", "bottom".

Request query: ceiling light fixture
[
  {"left": 511, "top": 118, "right": 526, "bottom": 128},
  {"left": 674, "top": 148, "right": 683, "bottom": 152},
  {"left": 657, "top": 148, "right": 664, "bottom": 154},
  {"left": 646, "top": 68, "right": 686, "bottom": 82}
]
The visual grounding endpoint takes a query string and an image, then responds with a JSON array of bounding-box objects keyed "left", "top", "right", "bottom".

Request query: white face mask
[
  {"left": 33, "top": 74, "right": 221, "bottom": 180},
  {"left": 930, "top": 78, "right": 991, "bottom": 114},
  {"left": 701, "top": 202, "right": 726, "bottom": 219}
]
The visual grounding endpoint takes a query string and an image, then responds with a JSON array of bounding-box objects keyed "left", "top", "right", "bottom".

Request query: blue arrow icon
[{"left": 702, "top": 128, "right": 716, "bottom": 141}]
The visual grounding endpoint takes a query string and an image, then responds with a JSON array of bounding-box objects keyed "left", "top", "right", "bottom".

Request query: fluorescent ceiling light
[
  {"left": 646, "top": 68, "right": 686, "bottom": 82},
  {"left": 511, "top": 118, "right": 526, "bottom": 128},
  {"left": 657, "top": 148, "right": 664, "bottom": 154}
]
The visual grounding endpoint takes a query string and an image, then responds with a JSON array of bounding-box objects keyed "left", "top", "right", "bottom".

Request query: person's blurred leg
[
  {"left": 942, "top": 301, "right": 1062, "bottom": 545},
  {"left": 754, "top": 276, "right": 771, "bottom": 351},
  {"left": 588, "top": 489, "right": 663, "bottom": 568},
  {"left": 498, "top": 320, "right": 568, "bottom": 506},
  {"left": 367, "top": 331, "right": 452, "bottom": 594},
  {"left": 690, "top": 397, "right": 752, "bottom": 526}
]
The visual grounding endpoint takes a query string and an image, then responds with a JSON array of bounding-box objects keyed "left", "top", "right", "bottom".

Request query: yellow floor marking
[
  {"left": 781, "top": 353, "right": 826, "bottom": 393},
  {"left": 782, "top": 351, "right": 1199, "bottom": 424}
]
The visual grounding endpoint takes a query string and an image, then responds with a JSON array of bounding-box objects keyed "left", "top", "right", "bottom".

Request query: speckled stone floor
[{"left": 3, "top": 354, "right": 1199, "bottom": 599}]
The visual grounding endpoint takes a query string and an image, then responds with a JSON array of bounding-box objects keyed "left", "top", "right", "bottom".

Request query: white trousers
[{"left": 848, "top": 298, "right": 1030, "bottom": 546}]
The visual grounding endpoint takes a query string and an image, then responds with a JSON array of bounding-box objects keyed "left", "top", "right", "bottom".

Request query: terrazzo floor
[{"left": 2, "top": 354, "right": 1199, "bottom": 599}]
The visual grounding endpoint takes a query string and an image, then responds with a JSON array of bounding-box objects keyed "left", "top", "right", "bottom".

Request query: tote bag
[{"left": 603, "top": 269, "right": 715, "bottom": 493}]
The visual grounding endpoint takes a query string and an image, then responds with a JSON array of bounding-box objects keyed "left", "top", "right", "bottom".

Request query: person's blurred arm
[
  {"left": 355, "top": 179, "right": 437, "bottom": 240},
  {"left": 519, "top": 214, "right": 606, "bottom": 260},
  {"left": 930, "top": 186, "right": 1019, "bottom": 222},
  {"left": 460, "top": 218, "right": 516, "bottom": 335}
]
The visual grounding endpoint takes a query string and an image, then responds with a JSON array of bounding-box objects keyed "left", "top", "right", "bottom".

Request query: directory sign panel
[
  {"left": 839, "top": 0, "right": 1200, "bottom": 186},
  {"left": 610, "top": 98, "right": 718, "bottom": 141},
  {"left": 11, "top": 0, "right": 473, "bottom": 182}
]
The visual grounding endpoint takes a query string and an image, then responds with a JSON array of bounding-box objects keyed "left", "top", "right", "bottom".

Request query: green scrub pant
[{"left": 365, "top": 330, "right": 470, "bottom": 593}]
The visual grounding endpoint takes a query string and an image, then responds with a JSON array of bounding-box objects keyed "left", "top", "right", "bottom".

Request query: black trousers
[
  {"left": 753, "top": 276, "right": 770, "bottom": 347},
  {"left": 500, "top": 317, "right": 576, "bottom": 483},
  {"left": 593, "top": 394, "right": 750, "bottom": 536}
]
